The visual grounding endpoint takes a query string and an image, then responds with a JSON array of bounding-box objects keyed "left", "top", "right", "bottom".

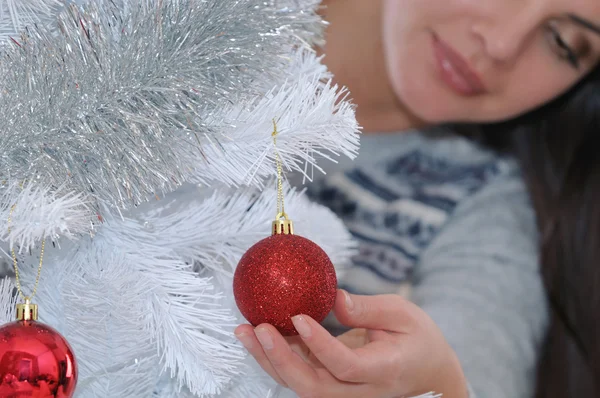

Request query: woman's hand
[{"left": 235, "top": 290, "right": 469, "bottom": 398}]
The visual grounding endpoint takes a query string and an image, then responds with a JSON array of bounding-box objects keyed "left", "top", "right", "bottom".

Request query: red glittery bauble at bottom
[
  {"left": 233, "top": 234, "right": 337, "bottom": 336},
  {"left": 0, "top": 320, "right": 77, "bottom": 397}
]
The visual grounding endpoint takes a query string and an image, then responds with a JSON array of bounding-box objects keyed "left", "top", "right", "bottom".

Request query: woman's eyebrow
[{"left": 568, "top": 14, "right": 600, "bottom": 37}]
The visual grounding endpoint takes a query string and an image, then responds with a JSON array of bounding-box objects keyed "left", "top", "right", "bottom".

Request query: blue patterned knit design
[{"left": 308, "top": 148, "right": 508, "bottom": 294}]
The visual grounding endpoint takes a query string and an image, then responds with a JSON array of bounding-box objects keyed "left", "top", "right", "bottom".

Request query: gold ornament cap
[
  {"left": 272, "top": 212, "right": 294, "bottom": 235},
  {"left": 16, "top": 298, "right": 38, "bottom": 321}
]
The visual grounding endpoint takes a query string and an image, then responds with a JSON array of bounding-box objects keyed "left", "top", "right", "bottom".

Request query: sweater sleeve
[{"left": 411, "top": 173, "right": 548, "bottom": 398}]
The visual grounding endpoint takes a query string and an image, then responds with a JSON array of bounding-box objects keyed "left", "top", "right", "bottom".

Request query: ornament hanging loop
[
  {"left": 16, "top": 298, "right": 38, "bottom": 321},
  {"left": 272, "top": 212, "right": 294, "bottom": 235}
]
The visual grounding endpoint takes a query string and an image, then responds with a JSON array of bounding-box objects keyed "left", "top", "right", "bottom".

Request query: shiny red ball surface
[
  {"left": 233, "top": 234, "right": 337, "bottom": 336},
  {"left": 0, "top": 320, "right": 77, "bottom": 397}
]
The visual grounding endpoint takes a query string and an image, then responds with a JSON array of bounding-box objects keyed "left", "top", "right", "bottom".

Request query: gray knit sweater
[{"left": 303, "top": 131, "right": 549, "bottom": 398}]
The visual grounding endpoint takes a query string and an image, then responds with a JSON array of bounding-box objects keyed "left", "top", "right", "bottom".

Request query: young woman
[{"left": 236, "top": 0, "right": 600, "bottom": 396}]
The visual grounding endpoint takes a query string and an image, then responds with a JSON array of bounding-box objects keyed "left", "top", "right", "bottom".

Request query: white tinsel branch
[
  {"left": 42, "top": 246, "right": 160, "bottom": 397},
  {"left": 12, "top": 182, "right": 356, "bottom": 397},
  {"left": 0, "top": 47, "right": 359, "bottom": 253},
  {"left": 0, "top": 181, "right": 93, "bottom": 248},
  {"left": 195, "top": 50, "right": 359, "bottom": 188},
  {"left": 100, "top": 182, "right": 355, "bottom": 278},
  {"left": 0, "top": 277, "right": 16, "bottom": 323},
  {"left": 153, "top": 356, "right": 277, "bottom": 398},
  {"left": 0, "top": 0, "right": 325, "bottom": 208},
  {"left": 33, "top": 234, "right": 242, "bottom": 397}
]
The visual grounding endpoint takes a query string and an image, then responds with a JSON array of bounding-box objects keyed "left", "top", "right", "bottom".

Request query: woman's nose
[{"left": 470, "top": 3, "right": 542, "bottom": 65}]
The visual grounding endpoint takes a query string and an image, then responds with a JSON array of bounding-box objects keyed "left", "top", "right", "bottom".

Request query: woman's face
[{"left": 382, "top": 0, "right": 600, "bottom": 124}]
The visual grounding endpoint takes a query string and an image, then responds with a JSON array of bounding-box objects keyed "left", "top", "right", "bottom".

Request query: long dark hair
[{"left": 467, "top": 65, "right": 600, "bottom": 397}]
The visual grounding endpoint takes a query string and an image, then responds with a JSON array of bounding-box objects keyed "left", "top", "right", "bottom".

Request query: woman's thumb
[{"left": 332, "top": 289, "right": 417, "bottom": 333}]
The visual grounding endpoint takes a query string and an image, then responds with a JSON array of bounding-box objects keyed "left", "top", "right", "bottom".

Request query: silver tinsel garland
[
  {"left": 0, "top": 0, "right": 63, "bottom": 44},
  {"left": 0, "top": 0, "right": 322, "bottom": 210}
]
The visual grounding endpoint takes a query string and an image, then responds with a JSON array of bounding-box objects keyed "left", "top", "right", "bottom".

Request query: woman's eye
[{"left": 546, "top": 25, "right": 580, "bottom": 69}]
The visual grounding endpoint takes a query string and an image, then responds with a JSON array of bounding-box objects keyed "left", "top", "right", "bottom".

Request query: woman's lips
[{"left": 432, "top": 33, "right": 487, "bottom": 96}]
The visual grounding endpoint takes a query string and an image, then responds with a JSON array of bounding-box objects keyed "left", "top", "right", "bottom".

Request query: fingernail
[
  {"left": 342, "top": 290, "right": 354, "bottom": 311},
  {"left": 235, "top": 332, "right": 253, "bottom": 350},
  {"left": 255, "top": 328, "right": 274, "bottom": 350},
  {"left": 291, "top": 315, "right": 312, "bottom": 338}
]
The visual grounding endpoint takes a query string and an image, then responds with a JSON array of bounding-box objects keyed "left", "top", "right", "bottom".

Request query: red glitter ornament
[
  {"left": 0, "top": 300, "right": 77, "bottom": 397},
  {"left": 234, "top": 214, "right": 337, "bottom": 336}
]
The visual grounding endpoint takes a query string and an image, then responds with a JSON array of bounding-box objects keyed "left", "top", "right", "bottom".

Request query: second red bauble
[
  {"left": 0, "top": 320, "right": 77, "bottom": 397},
  {"left": 233, "top": 234, "right": 337, "bottom": 335}
]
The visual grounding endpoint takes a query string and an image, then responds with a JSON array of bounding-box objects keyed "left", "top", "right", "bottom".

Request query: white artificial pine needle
[
  {"left": 194, "top": 50, "right": 359, "bottom": 188},
  {"left": 0, "top": 278, "right": 16, "bottom": 324},
  {"left": 0, "top": 181, "right": 92, "bottom": 249}
]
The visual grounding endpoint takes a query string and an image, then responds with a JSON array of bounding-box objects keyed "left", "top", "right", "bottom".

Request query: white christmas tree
[{"left": 0, "top": 1, "right": 441, "bottom": 397}]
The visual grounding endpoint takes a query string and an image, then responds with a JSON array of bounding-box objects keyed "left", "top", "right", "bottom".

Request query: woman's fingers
[
  {"left": 337, "top": 327, "right": 370, "bottom": 349},
  {"left": 256, "top": 322, "right": 377, "bottom": 398},
  {"left": 291, "top": 314, "right": 395, "bottom": 383},
  {"left": 251, "top": 323, "right": 323, "bottom": 393},
  {"left": 234, "top": 324, "right": 288, "bottom": 387}
]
